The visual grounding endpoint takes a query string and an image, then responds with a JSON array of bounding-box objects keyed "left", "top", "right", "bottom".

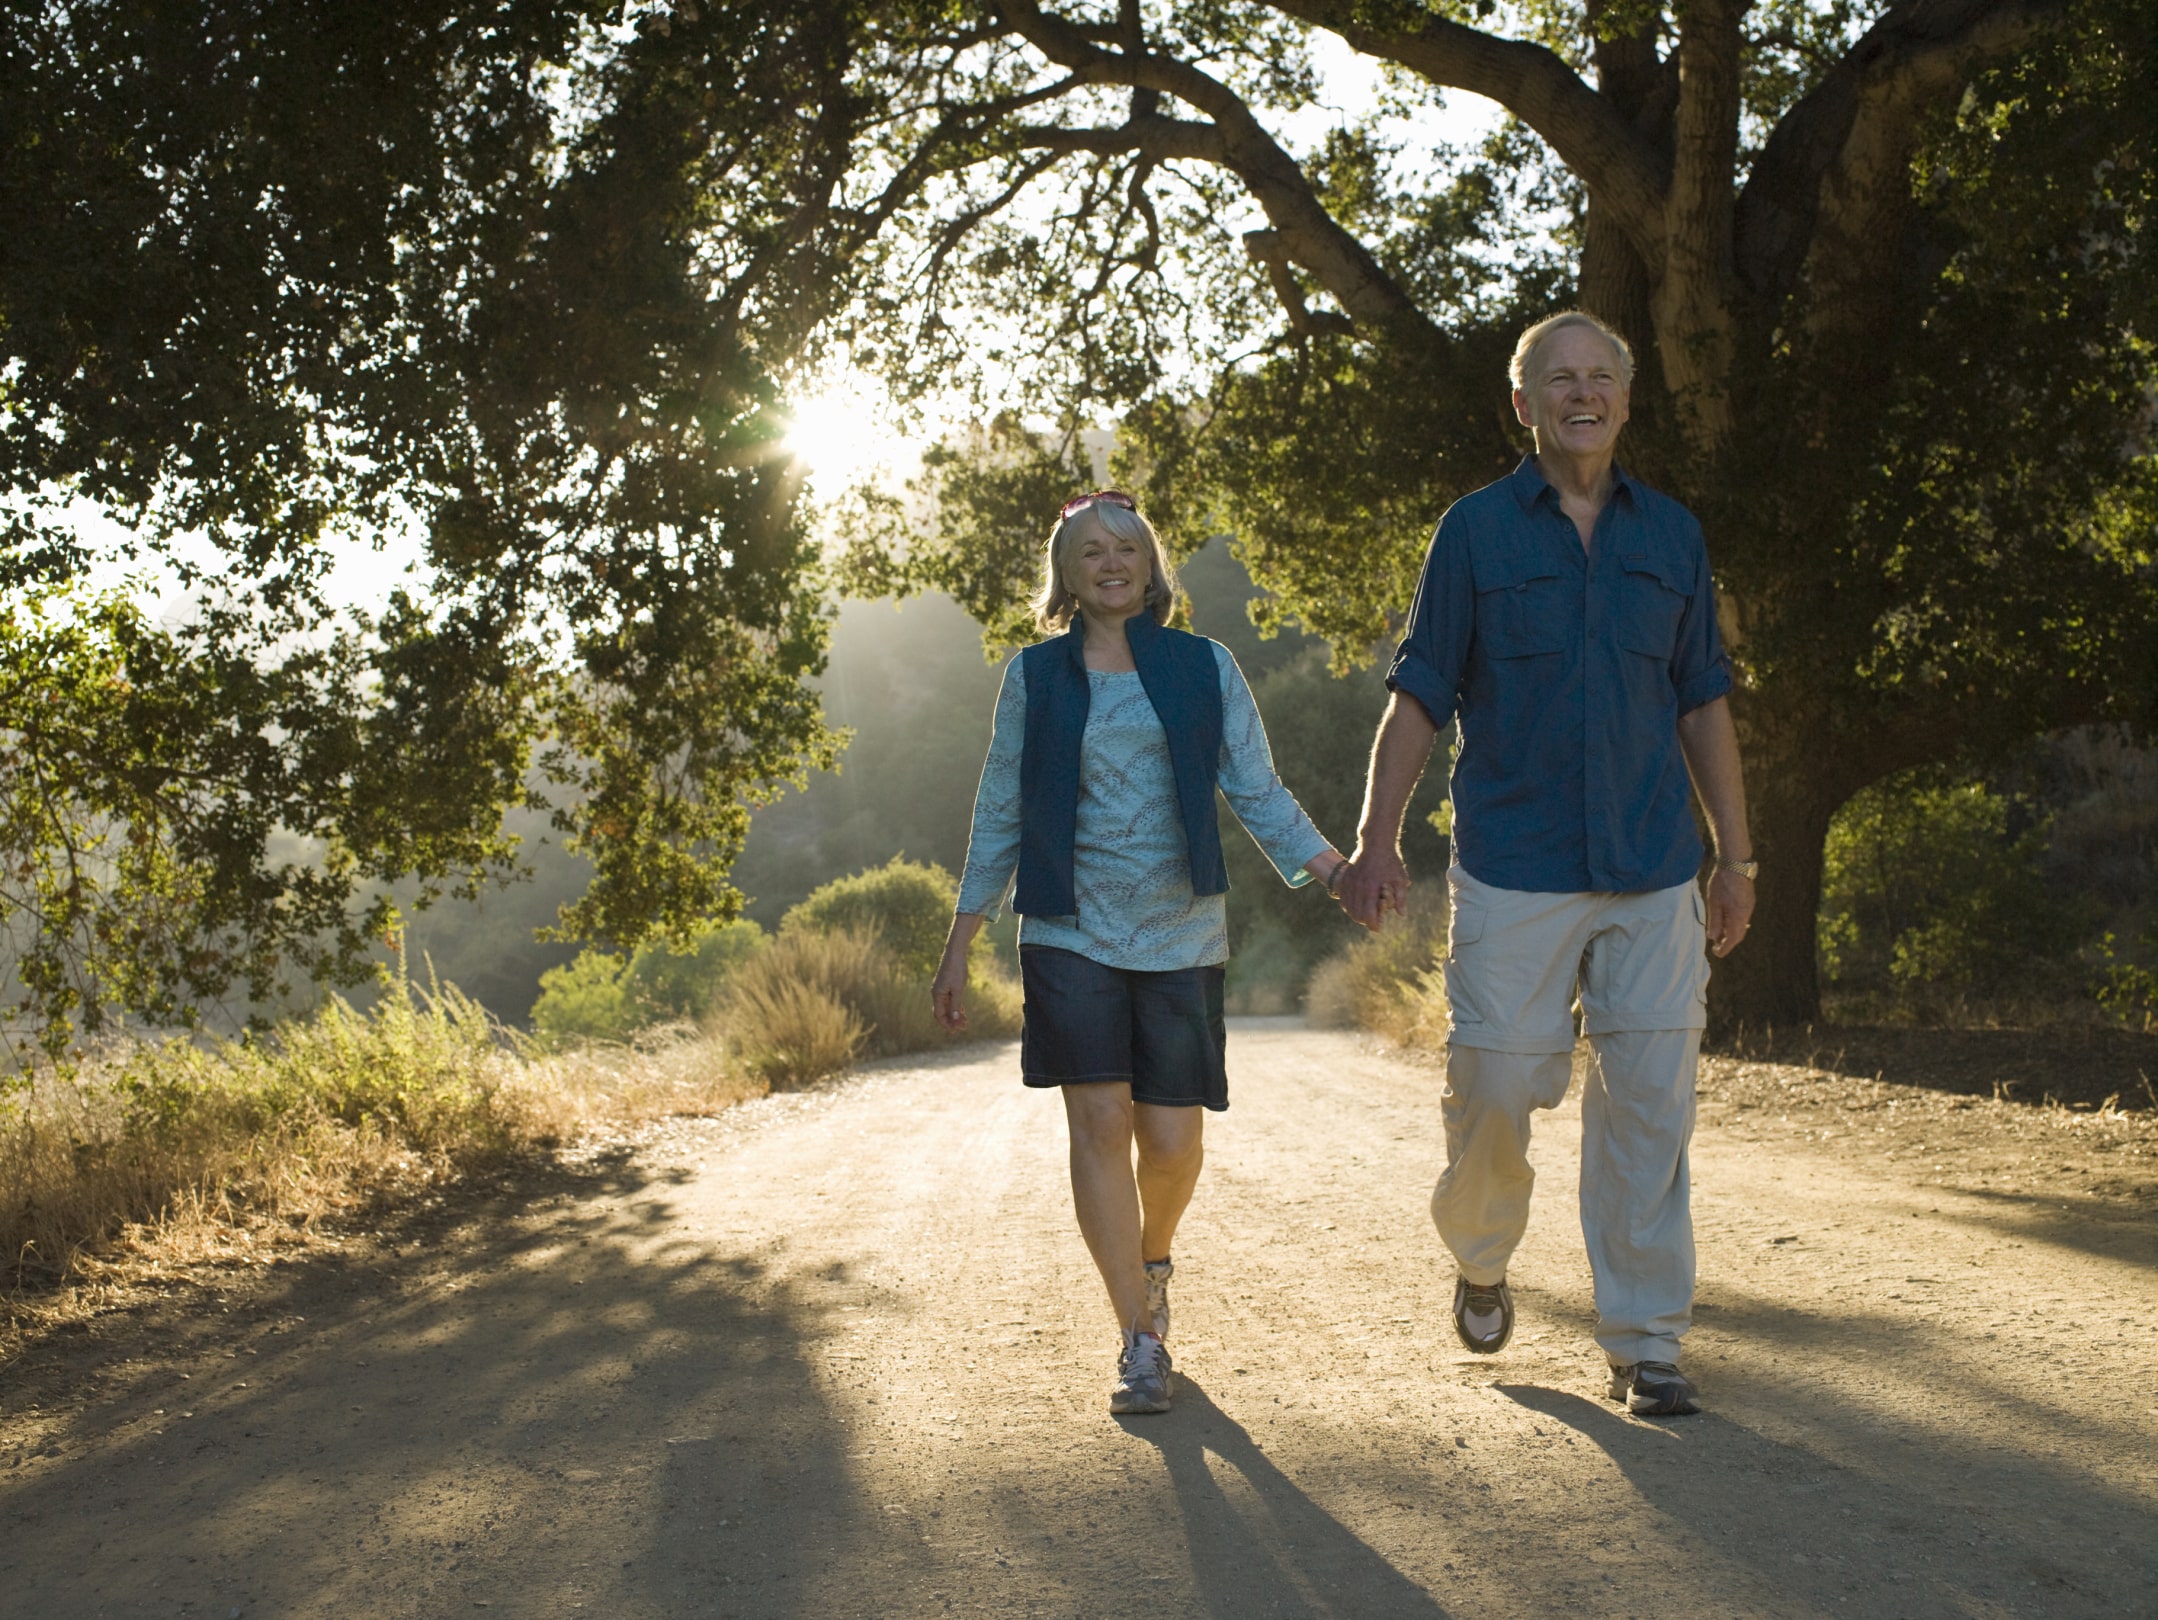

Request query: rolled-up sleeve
[
  {"left": 1384, "top": 513, "right": 1474, "bottom": 729},
  {"left": 955, "top": 658, "right": 1025, "bottom": 918},
  {"left": 1213, "top": 644, "right": 1332, "bottom": 886},
  {"left": 1671, "top": 532, "right": 1734, "bottom": 715}
]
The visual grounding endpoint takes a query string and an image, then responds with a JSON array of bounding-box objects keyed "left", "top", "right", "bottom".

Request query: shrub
[
  {"left": 2091, "top": 927, "right": 2158, "bottom": 1031},
  {"left": 1819, "top": 769, "right": 2085, "bottom": 1003},
  {"left": 628, "top": 919, "right": 768, "bottom": 1022},
  {"left": 4, "top": 974, "right": 535, "bottom": 1288},
  {"left": 530, "top": 950, "right": 641, "bottom": 1046},
  {"left": 720, "top": 925, "right": 1021, "bottom": 1089},
  {"left": 2, "top": 970, "right": 769, "bottom": 1301},
  {"left": 781, "top": 856, "right": 958, "bottom": 978},
  {"left": 531, "top": 920, "right": 769, "bottom": 1044},
  {"left": 1304, "top": 891, "right": 1451, "bottom": 1047}
]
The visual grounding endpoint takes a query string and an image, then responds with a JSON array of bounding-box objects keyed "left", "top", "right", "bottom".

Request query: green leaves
[
  {"left": 0, "top": 589, "right": 385, "bottom": 1064},
  {"left": 0, "top": 3, "right": 897, "bottom": 1061}
]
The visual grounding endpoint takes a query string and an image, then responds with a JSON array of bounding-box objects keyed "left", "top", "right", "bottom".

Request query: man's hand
[
  {"left": 1705, "top": 867, "right": 1754, "bottom": 957},
  {"left": 1338, "top": 845, "right": 1410, "bottom": 933},
  {"left": 1339, "top": 693, "right": 1441, "bottom": 933}
]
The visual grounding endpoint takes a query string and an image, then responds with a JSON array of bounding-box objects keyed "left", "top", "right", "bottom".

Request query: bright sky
[{"left": 781, "top": 35, "right": 1504, "bottom": 503}]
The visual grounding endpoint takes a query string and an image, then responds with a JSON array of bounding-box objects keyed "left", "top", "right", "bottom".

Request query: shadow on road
[
  {"left": 1936, "top": 1183, "right": 2158, "bottom": 1264},
  {"left": 1498, "top": 1349, "right": 2147, "bottom": 1614},
  {"left": 0, "top": 1147, "right": 861, "bottom": 1618},
  {"left": 1120, "top": 1377, "right": 1451, "bottom": 1620}
]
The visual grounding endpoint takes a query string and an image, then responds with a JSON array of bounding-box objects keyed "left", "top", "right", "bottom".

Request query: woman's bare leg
[
  {"left": 1062, "top": 1083, "right": 1150, "bottom": 1334},
  {"left": 1134, "top": 1103, "right": 1204, "bottom": 1264}
]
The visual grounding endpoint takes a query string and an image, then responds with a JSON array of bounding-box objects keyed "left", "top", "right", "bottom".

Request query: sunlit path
[{"left": 5, "top": 1027, "right": 2153, "bottom": 1617}]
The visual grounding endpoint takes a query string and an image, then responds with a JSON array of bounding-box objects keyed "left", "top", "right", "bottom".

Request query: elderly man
[{"left": 1342, "top": 311, "right": 1754, "bottom": 1416}]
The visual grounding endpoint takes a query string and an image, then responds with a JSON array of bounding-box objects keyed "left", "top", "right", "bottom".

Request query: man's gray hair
[{"left": 1509, "top": 310, "right": 1636, "bottom": 390}]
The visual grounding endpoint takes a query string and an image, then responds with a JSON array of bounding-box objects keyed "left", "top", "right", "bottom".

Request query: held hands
[{"left": 1335, "top": 843, "right": 1411, "bottom": 934}]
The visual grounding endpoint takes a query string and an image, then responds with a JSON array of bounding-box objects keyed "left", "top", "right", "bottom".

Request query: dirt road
[{"left": 5, "top": 1025, "right": 2156, "bottom": 1617}]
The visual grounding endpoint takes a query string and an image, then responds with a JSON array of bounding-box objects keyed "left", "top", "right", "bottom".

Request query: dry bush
[
  {"left": 720, "top": 925, "right": 1021, "bottom": 1088},
  {"left": 1305, "top": 891, "right": 1452, "bottom": 1048},
  {"left": 0, "top": 975, "right": 765, "bottom": 1304},
  {"left": 726, "top": 976, "right": 868, "bottom": 1090},
  {"left": 1, "top": 976, "right": 539, "bottom": 1294},
  {"left": 4, "top": 919, "right": 1024, "bottom": 1325}
]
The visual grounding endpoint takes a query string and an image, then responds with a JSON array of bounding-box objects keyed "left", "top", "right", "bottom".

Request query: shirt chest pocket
[
  {"left": 1616, "top": 552, "right": 1689, "bottom": 661},
  {"left": 1474, "top": 555, "right": 1570, "bottom": 659}
]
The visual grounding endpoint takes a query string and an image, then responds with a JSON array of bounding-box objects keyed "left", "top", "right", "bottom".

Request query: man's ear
[{"left": 1511, "top": 387, "right": 1533, "bottom": 428}]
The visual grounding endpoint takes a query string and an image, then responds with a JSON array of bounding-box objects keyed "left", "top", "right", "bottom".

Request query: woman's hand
[{"left": 932, "top": 911, "right": 988, "bottom": 1032}]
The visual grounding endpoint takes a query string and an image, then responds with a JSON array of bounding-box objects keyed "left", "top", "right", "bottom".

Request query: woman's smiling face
[{"left": 1064, "top": 516, "right": 1151, "bottom": 621}]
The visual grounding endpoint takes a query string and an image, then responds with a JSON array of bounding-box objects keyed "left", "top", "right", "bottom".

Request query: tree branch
[
  {"left": 1015, "top": 114, "right": 1225, "bottom": 166},
  {"left": 993, "top": 0, "right": 1437, "bottom": 340},
  {"left": 1243, "top": 230, "right": 1354, "bottom": 337},
  {"left": 1267, "top": 0, "right": 1673, "bottom": 275},
  {"left": 1736, "top": 0, "right": 2069, "bottom": 310}
]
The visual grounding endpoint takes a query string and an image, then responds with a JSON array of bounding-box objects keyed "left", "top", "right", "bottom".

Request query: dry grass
[
  {"left": 0, "top": 977, "right": 758, "bottom": 1324},
  {"left": 1304, "top": 893, "right": 1452, "bottom": 1047},
  {"left": 721, "top": 925, "right": 1021, "bottom": 1088},
  {"left": 3, "top": 928, "right": 1025, "bottom": 1335}
]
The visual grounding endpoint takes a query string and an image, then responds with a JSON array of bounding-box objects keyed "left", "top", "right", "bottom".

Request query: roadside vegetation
[
  {"left": 2, "top": 857, "right": 1017, "bottom": 1320},
  {"left": 1308, "top": 730, "right": 2158, "bottom": 1050}
]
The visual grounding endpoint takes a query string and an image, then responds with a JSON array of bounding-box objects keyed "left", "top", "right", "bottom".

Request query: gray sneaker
[
  {"left": 1143, "top": 1259, "right": 1173, "bottom": 1339},
  {"left": 1452, "top": 1276, "right": 1514, "bottom": 1354},
  {"left": 1110, "top": 1331, "right": 1173, "bottom": 1415},
  {"left": 1608, "top": 1360, "right": 1700, "bottom": 1416}
]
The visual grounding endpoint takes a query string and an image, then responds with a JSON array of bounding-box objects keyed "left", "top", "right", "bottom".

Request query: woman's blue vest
[{"left": 1013, "top": 614, "right": 1228, "bottom": 916}]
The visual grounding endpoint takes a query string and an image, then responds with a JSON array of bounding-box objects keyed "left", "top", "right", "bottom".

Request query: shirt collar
[{"left": 1509, "top": 454, "right": 1640, "bottom": 513}]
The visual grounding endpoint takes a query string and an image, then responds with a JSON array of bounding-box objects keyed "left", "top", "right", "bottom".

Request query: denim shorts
[{"left": 1019, "top": 946, "right": 1228, "bottom": 1110}]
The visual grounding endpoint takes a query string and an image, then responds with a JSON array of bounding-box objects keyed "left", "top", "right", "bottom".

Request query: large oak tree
[
  {"left": 0, "top": 1, "right": 961, "bottom": 1058},
  {"left": 4, "top": 0, "right": 2149, "bottom": 1049},
  {"left": 860, "top": 0, "right": 2155, "bottom": 1028}
]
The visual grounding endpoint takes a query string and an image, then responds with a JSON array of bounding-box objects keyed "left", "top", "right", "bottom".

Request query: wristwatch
[{"left": 1715, "top": 855, "right": 1759, "bottom": 881}]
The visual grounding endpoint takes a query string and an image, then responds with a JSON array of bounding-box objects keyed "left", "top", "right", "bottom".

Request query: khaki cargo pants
[{"left": 1435, "top": 864, "right": 1710, "bottom": 1366}]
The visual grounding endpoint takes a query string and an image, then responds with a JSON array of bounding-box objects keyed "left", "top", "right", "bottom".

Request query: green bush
[
  {"left": 2091, "top": 926, "right": 2158, "bottom": 1031},
  {"left": 628, "top": 919, "right": 769, "bottom": 1022},
  {"left": 531, "top": 919, "right": 769, "bottom": 1044},
  {"left": 780, "top": 856, "right": 959, "bottom": 978},
  {"left": 1819, "top": 769, "right": 2084, "bottom": 1001},
  {"left": 530, "top": 951, "right": 641, "bottom": 1045}
]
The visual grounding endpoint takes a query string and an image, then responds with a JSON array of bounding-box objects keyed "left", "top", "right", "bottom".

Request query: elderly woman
[{"left": 930, "top": 490, "right": 1348, "bottom": 1416}]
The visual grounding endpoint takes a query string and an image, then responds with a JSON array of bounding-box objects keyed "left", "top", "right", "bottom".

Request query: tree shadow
[
  {"left": 1492, "top": 1256, "right": 2157, "bottom": 1615},
  {"left": 1112, "top": 1377, "right": 1452, "bottom": 1619},
  {"left": 0, "top": 1149, "right": 858, "bottom": 1618},
  {"left": 1937, "top": 1183, "right": 2158, "bottom": 1264}
]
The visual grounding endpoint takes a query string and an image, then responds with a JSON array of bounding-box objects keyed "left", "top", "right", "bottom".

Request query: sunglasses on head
[{"left": 1058, "top": 489, "right": 1138, "bottom": 520}]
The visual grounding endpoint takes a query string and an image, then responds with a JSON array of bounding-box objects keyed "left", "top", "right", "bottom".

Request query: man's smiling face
[{"left": 1514, "top": 323, "right": 1631, "bottom": 462}]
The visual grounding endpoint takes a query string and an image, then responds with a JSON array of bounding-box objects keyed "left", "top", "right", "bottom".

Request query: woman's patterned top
[{"left": 955, "top": 639, "right": 1333, "bottom": 971}]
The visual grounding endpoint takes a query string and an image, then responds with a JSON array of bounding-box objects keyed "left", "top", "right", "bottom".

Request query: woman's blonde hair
[{"left": 1031, "top": 499, "right": 1181, "bottom": 633}]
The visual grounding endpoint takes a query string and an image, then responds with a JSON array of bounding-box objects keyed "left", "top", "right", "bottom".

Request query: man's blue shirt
[{"left": 1386, "top": 457, "right": 1732, "bottom": 894}]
